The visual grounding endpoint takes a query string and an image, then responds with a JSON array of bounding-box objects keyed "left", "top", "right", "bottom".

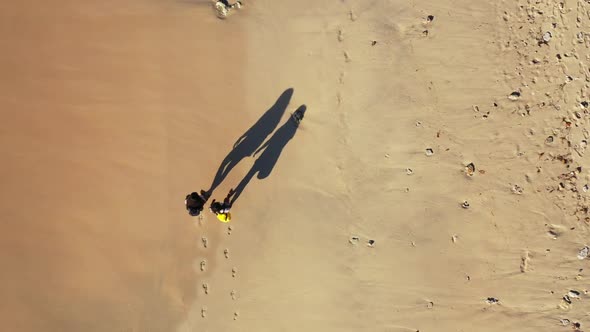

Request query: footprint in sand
[
  {"left": 200, "top": 260, "right": 207, "bottom": 272},
  {"left": 337, "top": 28, "right": 344, "bottom": 42},
  {"left": 547, "top": 224, "right": 566, "bottom": 239},
  {"left": 230, "top": 290, "right": 237, "bottom": 300},
  {"left": 349, "top": 9, "right": 357, "bottom": 22},
  {"left": 202, "top": 236, "right": 208, "bottom": 248},
  {"left": 227, "top": 225, "right": 233, "bottom": 235},
  {"left": 233, "top": 311, "right": 240, "bottom": 320},
  {"left": 343, "top": 51, "right": 351, "bottom": 63},
  {"left": 520, "top": 251, "right": 530, "bottom": 273},
  {"left": 202, "top": 283, "right": 209, "bottom": 295},
  {"left": 232, "top": 267, "right": 238, "bottom": 278},
  {"left": 224, "top": 248, "right": 230, "bottom": 259},
  {"left": 201, "top": 306, "right": 207, "bottom": 318}
]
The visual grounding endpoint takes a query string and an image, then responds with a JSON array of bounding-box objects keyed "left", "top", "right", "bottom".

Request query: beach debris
[
  {"left": 486, "top": 297, "right": 500, "bottom": 304},
  {"left": 461, "top": 201, "right": 470, "bottom": 209},
  {"left": 542, "top": 31, "right": 552, "bottom": 43},
  {"left": 367, "top": 239, "right": 375, "bottom": 247},
  {"left": 224, "top": 248, "right": 230, "bottom": 259},
  {"left": 546, "top": 135, "right": 554, "bottom": 144},
  {"left": 202, "top": 283, "right": 209, "bottom": 294},
  {"left": 349, "top": 236, "right": 360, "bottom": 245},
  {"left": 511, "top": 184, "right": 524, "bottom": 195},
  {"left": 406, "top": 168, "right": 414, "bottom": 175},
  {"left": 465, "top": 162, "right": 476, "bottom": 176},
  {"left": 578, "top": 246, "right": 589, "bottom": 259},
  {"left": 560, "top": 318, "right": 571, "bottom": 326},
  {"left": 425, "top": 148, "right": 434, "bottom": 156},
  {"left": 508, "top": 91, "right": 521, "bottom": 100}
]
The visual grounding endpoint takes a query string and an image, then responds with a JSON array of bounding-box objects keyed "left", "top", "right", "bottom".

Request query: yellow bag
[{"left": 217, "top": 213, "right": 231, "bottom": 223}]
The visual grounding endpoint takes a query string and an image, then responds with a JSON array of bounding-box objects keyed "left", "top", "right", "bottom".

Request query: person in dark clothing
[
  {"left": 210, "top": 189, "right": 235, "bottom": 215},
  {"left": 185, "top": 191, "right": 207, "bottom": 217}
]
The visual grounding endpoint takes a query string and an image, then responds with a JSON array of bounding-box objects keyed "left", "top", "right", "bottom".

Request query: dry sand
[{"left": 2, "top": 0, "right": 590, "bottom": 331}]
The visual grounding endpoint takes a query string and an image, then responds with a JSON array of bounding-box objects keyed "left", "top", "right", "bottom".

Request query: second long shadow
[
  {"left": 206, "top": 88, "right": 294, "bottom": 196},
  {"left": 230, "top": 105, "right": 307, "bottom": 205}
]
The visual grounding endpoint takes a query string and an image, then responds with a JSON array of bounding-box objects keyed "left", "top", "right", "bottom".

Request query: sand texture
[{"left": 2, "top": 0, "right": 590, "bottom": 331}]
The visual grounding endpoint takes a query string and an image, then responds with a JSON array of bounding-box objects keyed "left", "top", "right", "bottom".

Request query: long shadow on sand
[
  {"left": 230, "top": 105, "right": 307, "bottom": 205},
  {"left": 206, "top": 88, "right": 294, "bottom": 196}
]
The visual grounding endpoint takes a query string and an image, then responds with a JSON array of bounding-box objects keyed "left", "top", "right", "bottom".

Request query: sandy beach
[{"left": 2, "top": 0, "right": 590, "bottom": 331}]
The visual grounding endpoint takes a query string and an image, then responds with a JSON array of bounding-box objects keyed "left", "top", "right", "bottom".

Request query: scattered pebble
[
  {"left": 578, "top": 246, "right": 589, "bottom": 259},
  {"left": 465, "top": 163, "right": 476, "bottom": 176},
  {"left": 546, "top": 135, "right": 554, "bottom": 144},
  {"left": 568, "top": 290, "right": 581, "bottom": 298},
  {"left": 542, "top": 31, "right": 552, "bottom": 43},
  {"left": 486, "top": 297, "right": 500, "bottom": 304},
  {"left": 508, "top": 91, "right": 521, "bottom": 100},
  {"left": 461, "top": 201, "right": 470, "bottom": 209},
  {"left": 425, "top": 148, "right": 434, "bottom": 156},
  {"left": 511, "top": 184, "right": 524, "bottom": 195}
]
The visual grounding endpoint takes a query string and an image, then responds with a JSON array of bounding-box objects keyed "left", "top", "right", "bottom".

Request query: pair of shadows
[{"left": 206, "top": 88, "right": 306, "bottom": 205}]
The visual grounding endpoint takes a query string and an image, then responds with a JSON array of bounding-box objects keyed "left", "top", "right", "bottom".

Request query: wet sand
[{"left": 0, "top": 1, "right": 245, "bottom": 330}]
